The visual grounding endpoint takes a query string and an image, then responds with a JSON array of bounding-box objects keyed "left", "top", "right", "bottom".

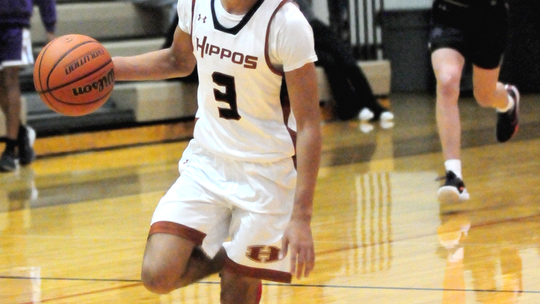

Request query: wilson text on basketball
[{"left": 72, "top": 69, "right": 115, "bottom": 97}]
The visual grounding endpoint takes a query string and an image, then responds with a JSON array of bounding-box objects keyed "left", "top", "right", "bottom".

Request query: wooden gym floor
[{"left": 1, "top": 92, "right": 540, "bottom": 303}]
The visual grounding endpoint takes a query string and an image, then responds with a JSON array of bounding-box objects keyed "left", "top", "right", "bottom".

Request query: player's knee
[
  {"left": 141, "top": 272, "right": 172, "bottom": 294},
  {"left": 141, "top": 266, "right": 186, "bottom": 294},
  {"left": 437, "top": 73, "right": 461, "bottom": 98}
]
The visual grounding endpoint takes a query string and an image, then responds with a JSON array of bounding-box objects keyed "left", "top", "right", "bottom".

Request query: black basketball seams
[
  {"left": 35, "top": 35, "right": 114, "bottom": 115},
  {"left": 37, "top": 59, "right": 113, "bottom": 94},
  {"left": 45, "top": 40, "right": 97, "bottom": 88},
  {"left": 39, "top": 91, "right": 64, "bottom": 114},
  {"left": 39, "top": 42, "right": 110, "bottom": 93},
  {"left": 36, "top": 39, "right": 97, "bottom": 92},
  {"left": 49, "top": 87, "right": 113, "bottom": 106},
  {"left": 34, "top": 36, "right": 60, "bottom": 92}
]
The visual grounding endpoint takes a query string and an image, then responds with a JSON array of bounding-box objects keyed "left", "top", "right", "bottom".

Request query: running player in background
[
  {"left": 113, "top": 0, "right": 321, "bottom": 303},
  {"left": 429, "top": 0, "right": 520, "bottom": 203}
]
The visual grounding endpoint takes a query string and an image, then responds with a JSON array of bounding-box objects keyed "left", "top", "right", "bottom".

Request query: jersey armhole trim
[
  {"left": 190, "top": 0, "right": 196, "bottom": 35},
  {"left": 265, "top": 0, "right": 291, "bottom": 76}
]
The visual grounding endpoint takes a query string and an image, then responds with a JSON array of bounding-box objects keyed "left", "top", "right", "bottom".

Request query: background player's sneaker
[
  {"left": 0, "top": 150, "right": 18, "bottom": 172},
  {"left": 496, "top": 85, "right": 520, "bottom": 143},
  {"left": 18, "top": 125, "right": 36, "bottom": 165},
  {"left": 358, "top": 108, "right": 374, "bottom": 121},
  {"left": 379, "top": 111, "right": 394, "bottom": 121},
  {"left": 437, "top": 171, "right": 470, "bottom": 203}
]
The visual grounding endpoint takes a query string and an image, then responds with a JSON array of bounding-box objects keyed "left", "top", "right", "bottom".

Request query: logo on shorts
[{"left": 246, "top": 245, "right": 281, "bottom": 263}]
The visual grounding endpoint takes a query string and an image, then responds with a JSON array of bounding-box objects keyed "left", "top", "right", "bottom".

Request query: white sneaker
[
  {"left": 380, "top": 111, "right": 394, "bottom": 121},
  {"left": 380, "top": 120, "right": 394, "bottom": 129},
  {"left": 359, "top": 122, "right": 374, "bottom": 133},
  {"left": 358, "top": 108, "right": 374, "bottom": 121},
  {"left": 437, "top": 171, "right": 470, "bottom": 203}
]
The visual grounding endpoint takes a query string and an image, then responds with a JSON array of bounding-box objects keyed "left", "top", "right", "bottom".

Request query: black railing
[{"left": 328, "top": 0, "right": 385, "bottom": 60}]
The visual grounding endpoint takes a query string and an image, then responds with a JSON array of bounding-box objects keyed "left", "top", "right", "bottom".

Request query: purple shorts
[{"left": 0, "top": 26, "right": 33, "bottom": 69}]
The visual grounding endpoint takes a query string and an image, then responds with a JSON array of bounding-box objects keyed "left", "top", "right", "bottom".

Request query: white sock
[
  {"left": 496, "top": 95, "right": 514, "bottom": 113},
  {"left": 445, "top": 159, "right": 462, "bottom": 179}
]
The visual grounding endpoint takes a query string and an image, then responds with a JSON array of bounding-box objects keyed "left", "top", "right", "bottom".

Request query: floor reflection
[
  {"left": 354, "top": 172, "right": 393, "bottom": 273},
  {"left": 438, "top": 207, "right": 524, "bottom": 304},
  {"left": 1, "top": 92, "right": 539, "bottom": 303}
]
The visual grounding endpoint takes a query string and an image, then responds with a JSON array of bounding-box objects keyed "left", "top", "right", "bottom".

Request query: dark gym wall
[
  {"left": 500, "top": 0, "right": 540, "bottom": 93},
  {"left": 381, "top": 0, "right": 540, "bottom": 93}
]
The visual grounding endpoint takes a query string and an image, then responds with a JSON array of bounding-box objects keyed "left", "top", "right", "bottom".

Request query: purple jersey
[{"left": 0, "top": 0, "right": 57, "bottom": 33}]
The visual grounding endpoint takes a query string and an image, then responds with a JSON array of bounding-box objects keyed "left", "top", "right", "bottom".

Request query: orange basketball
[{"left": 33, "top": 34, "right": 115, "bottom": 116}]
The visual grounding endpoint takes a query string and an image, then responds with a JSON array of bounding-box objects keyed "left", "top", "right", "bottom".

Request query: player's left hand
[{"left": 280, "top": 218, "right": 315, "bottom": 279}]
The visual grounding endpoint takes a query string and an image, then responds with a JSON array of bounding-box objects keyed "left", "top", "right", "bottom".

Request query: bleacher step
[{"left": 24, "top": 93, "right": 135, "bottom": 136}]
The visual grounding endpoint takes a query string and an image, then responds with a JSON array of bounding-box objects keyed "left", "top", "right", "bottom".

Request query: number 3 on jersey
[{"left": 213, "top": 72, "right": 241, "bottom": 120}]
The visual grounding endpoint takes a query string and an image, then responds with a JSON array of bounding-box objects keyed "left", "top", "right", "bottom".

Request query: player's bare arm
[
  {"left": 281, "top": 61, "right": 322, "bottom": 279},
  {"left": 112, "top": 27, "right": 196, "bottom": 81}
]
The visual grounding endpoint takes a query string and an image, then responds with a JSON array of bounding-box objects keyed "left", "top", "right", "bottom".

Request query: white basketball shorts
[{"left": 149, "top": 139, "right": 297, "bottom": 283}]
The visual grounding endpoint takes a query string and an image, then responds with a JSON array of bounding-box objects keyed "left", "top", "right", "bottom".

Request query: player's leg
[
  {"left": 469, "top": 0, "right": 507, "bottom": 110},
  {"left": 470, "top": 0, "right": 518, "bottom": 142},
  {"left": 0, "top": 70, "right": 10, "bottom": 117},
  {"left": 0, "top": 27, "right": 35, "bottom": 172},
  {"left": 215, "top": 236, "right": 264, "bottom": 303},
  {"left": 141, "top": 140, "right": 232, "bottom": 294},
  {"left": 141, "top": 233, "right": 226, "bottom": 294},
  {"left": 141, "top": 201, "right": 231, "bottom": 294},
  {"left": 431, "top": 48, "right": 470, "bottom": 202},
  {"left": 0, "top": 67, "right": 20, "bottom": 137},
  {"left": 141, "top": 233, "right": 196, "bottom": 293},
  {"left": 432, "top": 48, "right": 465, "bottom": 162},
  {"left": 141, "top": 194, "right": 231, "bottom": 294},
  {"left": 2, "top": 65, "right": 21, "bottom": 140},
  {"left": 17, "top": 28, "right": 36, "bottom": 165},
  {"left": 471, "top": 66, "right": 507, "bottom": 109},
  {"left": 0, "top": 66, "right": 22, "bottom": 172},
  {"left": 472, "top": 66, "right": 519, "bottom": 142},
  {"left": 216, "top": 157, "right": 292, "bottom": 304},
  {"left": 0, "top": 27, "right": 23, "bottom": 141},
  {"left": 219, "top": 209, "right": 291, "bottom": 304},
  {"left": 220, "top": 270, "right": 261, "bottom": 304},
  {"left": 219, "top": 157, "right": 297, "bottom": 303}
]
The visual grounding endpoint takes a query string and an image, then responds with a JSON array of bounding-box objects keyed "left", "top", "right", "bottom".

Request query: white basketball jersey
[{"left": 190, "top": 0, "right": 297, "bottom": 162}]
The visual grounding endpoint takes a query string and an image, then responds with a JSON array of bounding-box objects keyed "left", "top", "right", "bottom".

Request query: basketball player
[
  {"left": 0, "top": 0, "right": 56, "bottom": 172},
  {"left": 113, "top": 0, "right": 321, "bottom": 302},
  {"left": 430, "top": 0, "right": 519, "bottom": 202}
]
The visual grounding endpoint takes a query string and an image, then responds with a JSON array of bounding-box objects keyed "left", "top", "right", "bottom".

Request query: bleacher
[
  {"left": 2, "top": 0, "right": 391, "bottom": 138},
  {"left": 17, "top": 0, "right": 186, "bottom": 136}
]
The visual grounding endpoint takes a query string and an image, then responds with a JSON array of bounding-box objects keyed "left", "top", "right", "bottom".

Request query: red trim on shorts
[
  {"left": 149, "top": 221, "right": 206, "bottom": 246},
  {"left": 223, "top": 256, "right": 292, "bottom": 283}
]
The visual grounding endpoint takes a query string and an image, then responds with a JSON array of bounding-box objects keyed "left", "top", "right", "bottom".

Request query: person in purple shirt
[{"left": 0, "top": 0, "right": 56, "bottom": 172}]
